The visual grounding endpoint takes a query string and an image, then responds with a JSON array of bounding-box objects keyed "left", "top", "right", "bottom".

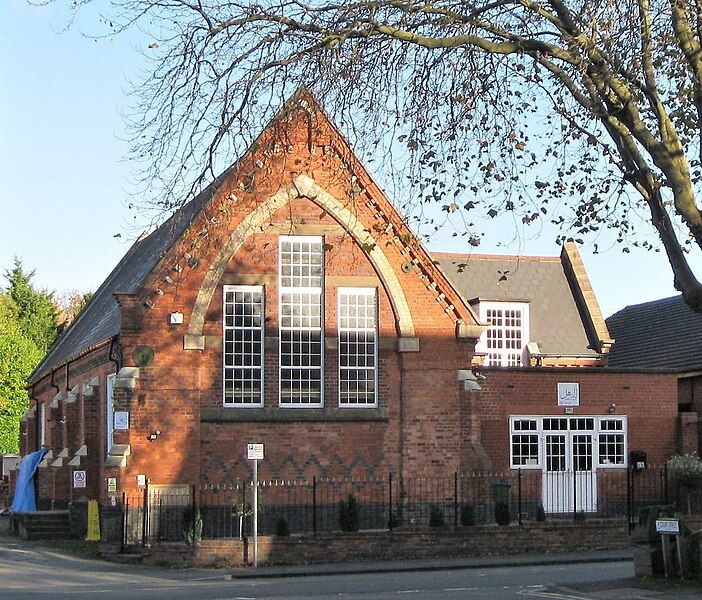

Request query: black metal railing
[{"left": 121, "top": 466, "right": 702, "bottom": 547}]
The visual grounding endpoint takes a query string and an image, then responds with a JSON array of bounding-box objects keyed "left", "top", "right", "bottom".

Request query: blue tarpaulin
[{"left": 11, "top": 449, "right": 48, "bottom": 512}]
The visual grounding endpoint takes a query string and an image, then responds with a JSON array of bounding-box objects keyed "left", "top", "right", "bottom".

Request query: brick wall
[
  {"left": 474, "top": 368, "right": 678, "bottom": 470},
  {"left": 123, "top": 522, "right": 630, "bottom": 568},
  {"left": 28, "top": 351, "right": 115, "bottom": 507}
]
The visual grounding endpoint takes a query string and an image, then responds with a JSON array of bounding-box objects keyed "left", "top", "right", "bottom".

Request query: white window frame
[
  {"left": 509, "top": 417, "right": 540, "bottom": 468},
  {"left": 597, "top": 417, "right": 628, "bottom": 468},
  {"left": 476, "top": 301, "right": 530, "bottom": 367},
  {"left": 509, "top": 415, "right": 628, "bottom": 470},
  {"left": 106, "top": 373, "right": 115, "bottom": 455},
  {"left": 39, "top": 402, "right": 46, "bottom": 448},
  {"left": 338, "top": 287, "right": 378, "bottom": 408},
  {"left": 278, "top": 235, "right": 324, "bottom": 408},
  {"left": 222, "top": 285, "right": 265, "bottom": 407}
]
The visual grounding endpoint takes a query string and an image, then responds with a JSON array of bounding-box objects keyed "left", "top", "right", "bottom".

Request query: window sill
[{"left": 201, "top": 406, "right": 389, "bottom": 422}]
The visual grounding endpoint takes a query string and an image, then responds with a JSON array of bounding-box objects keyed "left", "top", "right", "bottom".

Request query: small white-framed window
[
  {"left": 598, "top": 417, "right": 627, "bottom": 467},
  {"left": 509, "top": 415, "right": 627, "bottom": 470},
  {"left": 338, "top": 288, "right": 378, "bottom": 407},
  {"left": 510, "top": 418, "right": 540, "bottom": 468},
  {"left": 106, "top": 373, "right": 115, "bottom": 455},
  {"left": 223, "top": 285, "right": 264, "bottom": 407},
  {"left": 39, "top": 402, "right": 46, "bottom": 448},
  {"left": 476, "top": 302, "right": 529, "bottom": 366},
  {"left": 279, "top": 236, "right": 324, "bottom": 407}
]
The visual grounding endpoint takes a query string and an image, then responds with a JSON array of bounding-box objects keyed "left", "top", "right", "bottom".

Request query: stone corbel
[
  {"left": 397, "top": 337, "right": 420, "bottom": 352},
  {"left": 115, "top": 367, "right": 140, "bottom": 390},
  {"left": 183, "top": 334, "right": 206, "bottom": 350},
  {"left": 83, "top": 377, "right": 99, "bottom": 396},
  {"left": 58, "top": 448, "right": 69, "bottom": 458},
  {"left": 51, "top": 456, "right": 63, "bottom": 467},
  {"left": 38, "top": 450, "right": 53, "bottom": 468},
  {"left": 50, "top": 393, "right": 62, "bottom": 409},
  {"left": 105, "top": 443, "right": 131, "bottom": 468},
  {"left": 456, "top": 321, "right": 488, "bottom": 340},
  {"left": 75, "top": 445, "right": 87, "bottom": 457},
  {"left": 458, "top": 369, "right": 483, "bottom": 392},
  {"left": 68, "top": 455, "right": 81, "bottom": 467}
]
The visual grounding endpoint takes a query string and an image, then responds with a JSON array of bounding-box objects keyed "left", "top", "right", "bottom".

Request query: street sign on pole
[
  {"left": 247, "top": 443, "right": 264, "bottom": 567},
  {"left": 247, "top": 443, "right": 264, "bottom": 460}
]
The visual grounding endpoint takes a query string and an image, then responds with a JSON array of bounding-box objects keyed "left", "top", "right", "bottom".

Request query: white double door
[{"left": 542, "top": 430, "right": 597, "bottom": 514}]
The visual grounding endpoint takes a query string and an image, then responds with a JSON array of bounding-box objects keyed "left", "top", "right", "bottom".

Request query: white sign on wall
[
  {"left": 557, "top": 383, "right": 580, "bottom": 407},
  {"left": 114, "top": 411, "right": 130, "bottom": 430},
  {"left": 73, "top": 470, "right": 86, "bottom": 488},
  {"left": 247, "top": 443, "right": 264, "bottom": 460}
]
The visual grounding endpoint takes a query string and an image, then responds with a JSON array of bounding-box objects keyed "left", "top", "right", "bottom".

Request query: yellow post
[{"left": 86, "top": 500, "right": 101, "bottom": 541}]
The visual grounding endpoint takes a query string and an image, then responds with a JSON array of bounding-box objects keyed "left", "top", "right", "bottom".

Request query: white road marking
[{"left": 517, "top": 589, "right": 595, "bottom": 600}]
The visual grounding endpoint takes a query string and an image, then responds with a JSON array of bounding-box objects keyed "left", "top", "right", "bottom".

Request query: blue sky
[{"left": 2, "top": 0, "right": 700, "bottom": 318}]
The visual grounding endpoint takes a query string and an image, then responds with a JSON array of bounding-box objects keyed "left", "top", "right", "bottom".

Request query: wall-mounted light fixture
[{"left": 148, "top": 430, "right": 161, "bottom": 441}]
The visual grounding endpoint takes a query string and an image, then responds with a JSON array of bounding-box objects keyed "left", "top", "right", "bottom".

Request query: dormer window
[{"left": 476, "top": 302, "right": 529, "bottom": 366}]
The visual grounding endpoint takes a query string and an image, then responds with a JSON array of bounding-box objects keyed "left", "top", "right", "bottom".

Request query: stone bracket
[
  {"left": 50, "top": 393, "right": 62, "bottom": 409},
  {"left": 105, "top": 443, "right": 131, "bottom": 468},
  {"left": 397, "top": 337, "right": 420, "bottom": 353},
  {"left": 115, "top": 367, "right": 140, "bottom": 389},
  {"left": 38, "top": 450, "right": 53, "bottom": 468},
  {"left": 456, "top": 321, "right": 488, "bottom": 340},
  {"left": 183, "top": 334, "right": 206, "bottom": 350}
]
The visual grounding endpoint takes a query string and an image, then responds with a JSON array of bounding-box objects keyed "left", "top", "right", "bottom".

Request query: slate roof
[
  {"left": 606, "top": 295, "right": 702, "bottom": 372},
  {"left": 28, "top": 180, "right": 222, "bottom": 385},
  {"left": 433, "top": 252, "right": 595, "bottom": 356}
]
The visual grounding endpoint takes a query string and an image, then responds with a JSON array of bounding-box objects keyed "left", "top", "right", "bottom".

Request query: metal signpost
[
  {"left": 655, "top": 518, "right": 683, "bottom": 578},
  {"left": 247, "top": 443, "right": 264, "bottom": 567}
]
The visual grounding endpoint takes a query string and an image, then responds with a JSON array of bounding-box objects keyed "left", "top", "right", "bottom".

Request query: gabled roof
[
  {"left": 28, "top": 178, "right": 223, "bottom": 385},
  {"left": 29, "top": 90, "right": 479, "bottom": 384},
  {"left": 433, "top": 246, "right": 606, "bottom": 357},
  {"left": 607, "top": 295, "right": 702, "bottom": 372}
]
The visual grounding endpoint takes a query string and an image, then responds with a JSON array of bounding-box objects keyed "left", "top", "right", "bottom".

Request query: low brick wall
[
  {"left": 250, "top": 521, "right": 629, "bottom": 566},
  {"left": 112, "top": 521, "right": 630, "bottom": 568}
]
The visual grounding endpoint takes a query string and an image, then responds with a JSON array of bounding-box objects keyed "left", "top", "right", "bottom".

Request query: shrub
[
  {"left": 667, "top": 455, "right": 702, "bottom": 488},
  {"left": 535, "top": 505, "right": 546, "bottom": 522},
  {"left": 495, "top": 501, "right": 511, "bottom": 526},
  {"left": 460, "top": 504, "right": 476, "bottom": 527},
  {"left": 182, "top": 506, "right": 203, "bottom": 544},
  {"left": 339, "top": 494, "right": 360, "bottom": 532},
  {"left": 275, "top": 517, "right": 290, "bottom": 537},
  {"left": 429, "top": 506, "right": 446, "bottom": 527},
  {"left": 667, "top": 455, "right": 702, "bottom": 514}
]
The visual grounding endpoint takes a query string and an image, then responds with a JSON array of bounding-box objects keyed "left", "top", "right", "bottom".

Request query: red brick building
[{"left": 17, "top": 91, "right": 678, "bottom": 516}]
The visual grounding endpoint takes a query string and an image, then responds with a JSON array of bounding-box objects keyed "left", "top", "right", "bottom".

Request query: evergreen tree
[
  {"left": 6, "top": 258, "right": 59, "bottom": 354},
  {"left": 0, "top": 294, "right": 42, "bottom": 453}
]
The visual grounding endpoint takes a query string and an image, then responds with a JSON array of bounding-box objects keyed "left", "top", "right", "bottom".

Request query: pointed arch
[{"left": 186, "top": 175, "right": 415, "bottom": 345}]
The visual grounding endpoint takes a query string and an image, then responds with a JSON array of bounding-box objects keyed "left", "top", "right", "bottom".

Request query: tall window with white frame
[
  {"left": 279, "top": 236, "right": 324, "bottom": 406},
  {"left": 338, "top": 288, "right": 378, "bottom": 407},
  {"left": 38, "top": 402, "right": 46, "bottom": 449},
  {"left": 477, "top": 302, "right": 529, "bottom": 366},
  {"left": 106, "top": 373, "right": 115, "bottom": 455},
  {"left": 223, "top": 285, "right": 264, "bottom": 406}
]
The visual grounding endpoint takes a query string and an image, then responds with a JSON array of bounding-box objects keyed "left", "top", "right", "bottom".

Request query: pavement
[
  {"left": 2, "top": 515, "right": 702, "bottom": 598},
  {"left": 223, "top": 549, "right": 634, "bottom": 580}
]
